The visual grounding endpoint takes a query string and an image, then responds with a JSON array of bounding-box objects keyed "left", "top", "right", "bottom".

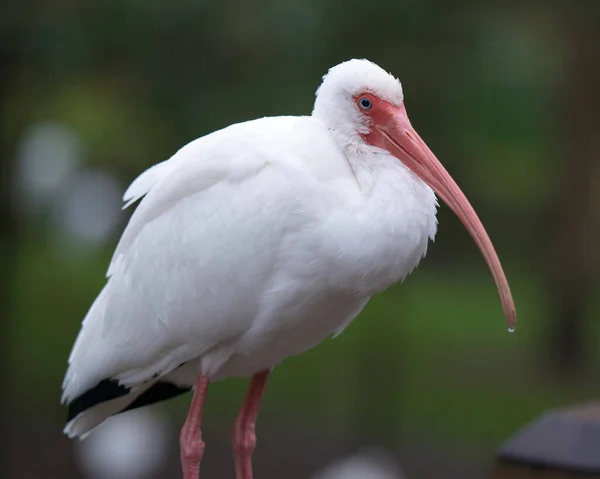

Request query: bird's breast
[{"left": 317, "top": 159, "right": 439, "bottom": 296}]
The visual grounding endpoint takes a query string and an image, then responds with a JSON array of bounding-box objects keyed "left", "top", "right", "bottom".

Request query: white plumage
[{"left": 61, "top": 58, "right": 513, "bottom": 452}]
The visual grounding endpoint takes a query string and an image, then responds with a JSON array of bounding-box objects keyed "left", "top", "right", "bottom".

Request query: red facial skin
[{"left": 355, "top": 93, "right": 516, "bottom": 330}]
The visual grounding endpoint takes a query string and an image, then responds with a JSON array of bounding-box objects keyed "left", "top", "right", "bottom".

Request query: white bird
[{"left": 62, "top": 59, "right": 516, "bottom": 479}]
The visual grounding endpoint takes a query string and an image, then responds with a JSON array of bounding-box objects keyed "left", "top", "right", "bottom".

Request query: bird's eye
[{"left": 359, "top": 97, "right": 372, "bottom": 110}]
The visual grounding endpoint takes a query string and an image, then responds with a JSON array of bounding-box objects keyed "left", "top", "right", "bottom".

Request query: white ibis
[{"left": 62, "top": 59, "right": 516, "bottom": 479}]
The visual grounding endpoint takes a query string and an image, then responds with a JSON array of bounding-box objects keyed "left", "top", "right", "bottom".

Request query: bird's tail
[{"left": 64, "top": 387, "right": 148, "bottom": 439}]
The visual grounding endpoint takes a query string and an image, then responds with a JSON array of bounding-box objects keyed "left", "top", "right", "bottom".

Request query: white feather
[{"left": 122, "top": 160, "right": 171, "bottom": 209}]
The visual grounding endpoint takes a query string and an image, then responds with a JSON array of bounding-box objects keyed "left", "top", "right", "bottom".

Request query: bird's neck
[{"left": 351, "top": 151, "right": 438, "bottom": 228}]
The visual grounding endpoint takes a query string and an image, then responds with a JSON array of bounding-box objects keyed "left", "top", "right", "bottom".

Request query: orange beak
[{"left": 370, "top": 103, "right": 516, "bottom": 330}]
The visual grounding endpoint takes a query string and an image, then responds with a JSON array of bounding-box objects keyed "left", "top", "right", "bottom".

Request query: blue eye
[{"left": 359, "top": 97, "right": 372, "bottom": 109}]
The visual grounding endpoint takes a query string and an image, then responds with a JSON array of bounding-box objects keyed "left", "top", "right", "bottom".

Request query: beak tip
[{"left": 506, "top": 310, "right": 517, "bottom": 332}]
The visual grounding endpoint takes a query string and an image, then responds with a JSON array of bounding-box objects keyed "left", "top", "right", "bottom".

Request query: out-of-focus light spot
[
  {"left": 52, "top": 169, "right": 122, "bottom": 247},
  {"left": 15, "top": 122, "right": 82, "bottom": 212},
  {"left": 311, "top": 448, "right": 406, "bottom": 479},
  {"left": 75, "top": 408, "right": 170, "bottom": 479}
]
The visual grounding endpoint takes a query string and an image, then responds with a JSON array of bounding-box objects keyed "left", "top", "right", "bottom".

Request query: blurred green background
[{"left": 1, "top": 1, "right": 599, "bottom": 478}]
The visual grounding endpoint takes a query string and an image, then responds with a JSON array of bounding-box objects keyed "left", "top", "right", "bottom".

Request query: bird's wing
[
  {"left": 62, "top": 116, "right": 350, "bottom": 403},
  {"left": 106, "top": 135, "right": 237, "bottom": 278}
]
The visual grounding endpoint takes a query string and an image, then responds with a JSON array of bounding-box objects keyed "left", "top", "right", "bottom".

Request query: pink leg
[
  {"left": 180, "top": 374, "right": 210, "bottom": 479},
  {"left": 232, "top": 370, "right": 270, "bottom": 479}
]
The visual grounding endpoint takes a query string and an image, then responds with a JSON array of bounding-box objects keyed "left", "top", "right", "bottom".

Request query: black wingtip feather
[
  {"left": 122, "top": 382, "right": 190, "bottom": 413},
  {"left": 67, "top": 379, "right": 129, "bottom": 422},
  {"left": 66, "top": 379, "right": 191, "bottom": 423}
]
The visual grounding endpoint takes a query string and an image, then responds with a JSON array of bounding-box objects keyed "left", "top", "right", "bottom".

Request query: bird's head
[{"left": 313, "top": 59, "right": 516, "bottom": 331}]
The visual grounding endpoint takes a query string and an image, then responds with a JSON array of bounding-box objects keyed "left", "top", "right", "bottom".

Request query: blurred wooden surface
[
  {"left": 493, "top": 462, "right": 600, "bottom": 479},
  {"left": 493, "top": 403, "right": 600, "bottom": 478}
]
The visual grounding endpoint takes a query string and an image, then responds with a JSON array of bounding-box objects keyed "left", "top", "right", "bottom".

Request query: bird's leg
[
  {"left": 180, "top": 374, "right": 210, "bottom": 479},
  {"left": 232, "top": 370, "right": 270, "bottom": 479}
]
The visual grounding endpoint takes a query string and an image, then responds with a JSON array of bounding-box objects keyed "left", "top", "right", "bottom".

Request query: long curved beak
[{"left": 376, "top": 103, "right": 516, "bottom": 330}]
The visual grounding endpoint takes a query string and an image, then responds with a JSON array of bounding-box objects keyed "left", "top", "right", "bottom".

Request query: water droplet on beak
[{"left": 508, "top": 326, "right": 515, "bottom": 333}]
